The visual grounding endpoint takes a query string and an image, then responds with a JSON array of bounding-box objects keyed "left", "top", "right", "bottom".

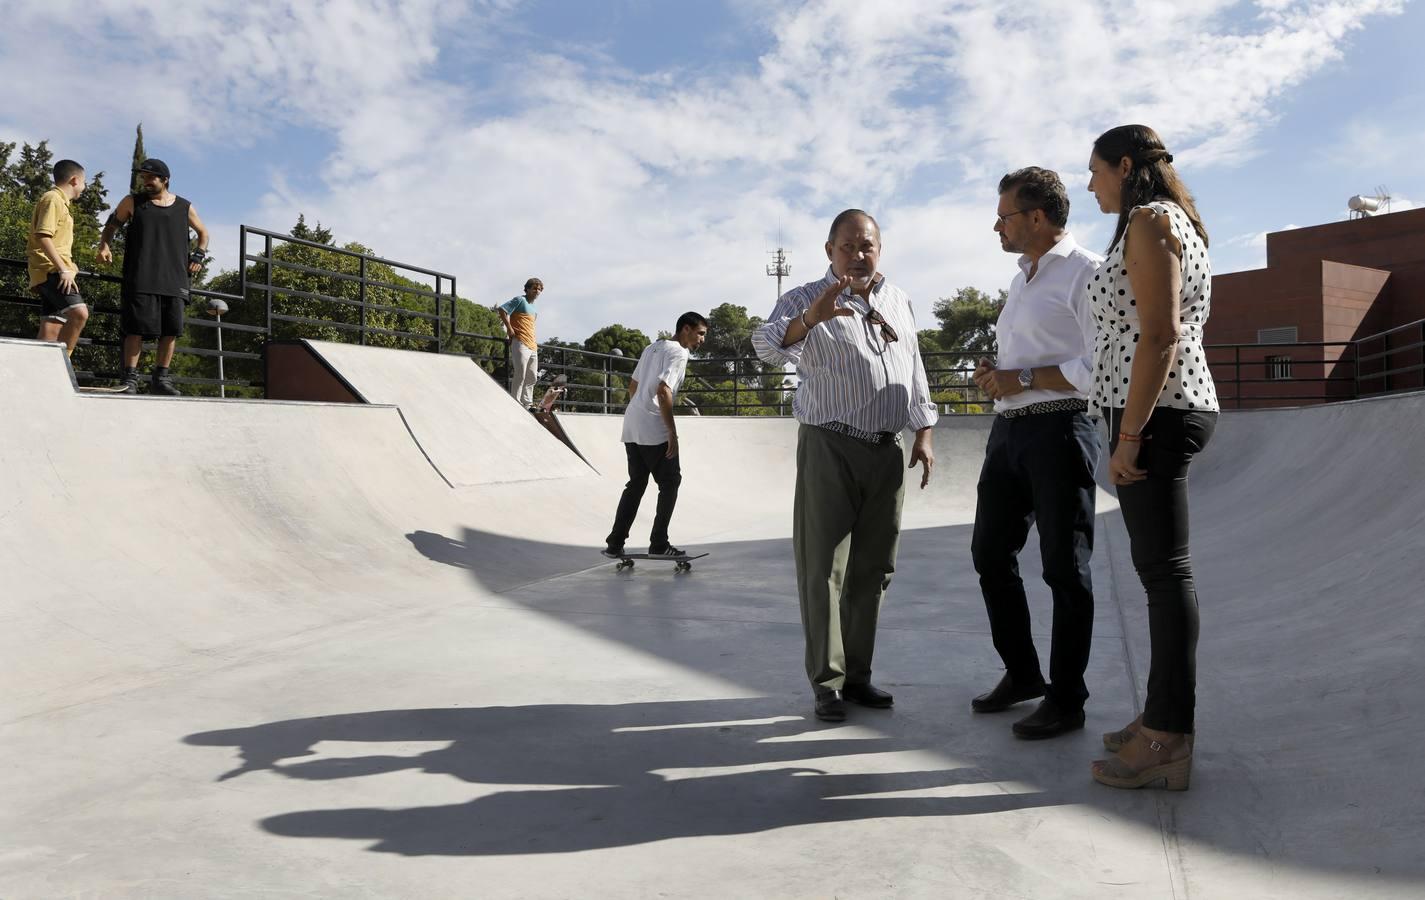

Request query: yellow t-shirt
[{"left": 27, "top": 188, "right": 76, "bottom": 288}]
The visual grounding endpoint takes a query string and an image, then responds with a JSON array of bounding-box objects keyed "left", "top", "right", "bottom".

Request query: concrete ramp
[
  {"left": 300, "top": 340, "right": 594, "bottom": 487},
  {"left": 1, "top": 335, "right": 1421, "bottom": 899}
]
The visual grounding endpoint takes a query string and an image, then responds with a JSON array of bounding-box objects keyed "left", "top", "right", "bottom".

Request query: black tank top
[{"left": 123, "top": 194, "right": 192, "bottom": 298}]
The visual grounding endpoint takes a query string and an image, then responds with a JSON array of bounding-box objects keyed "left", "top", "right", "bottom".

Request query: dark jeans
[
  {"left": 972, "top": 410, "right": 1101, "bottom": 710},
  {"left": 1110, "top": 406, "right": 1218, "bottom": 734},
  {"left": 605, "top": 442, "right": 682, "bottom": 552}
]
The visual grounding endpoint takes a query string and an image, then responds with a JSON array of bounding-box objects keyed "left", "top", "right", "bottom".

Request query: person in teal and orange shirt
[{"left": 497, "top": 277, "right": 543, "bottom": 409}]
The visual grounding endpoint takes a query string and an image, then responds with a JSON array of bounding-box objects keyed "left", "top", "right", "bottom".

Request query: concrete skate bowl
[{"left": 1, "top": 335, "right": 1420, "bottom": 898}]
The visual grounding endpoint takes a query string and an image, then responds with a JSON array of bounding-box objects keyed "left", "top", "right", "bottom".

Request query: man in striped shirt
[{"left": 752, "top": 209, "right": 937, "bottom": 722}]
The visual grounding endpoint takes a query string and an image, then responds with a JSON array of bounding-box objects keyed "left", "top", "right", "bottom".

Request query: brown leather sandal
[{"left": 1092, "top": 735, "right": 1192, "bottom": 791}]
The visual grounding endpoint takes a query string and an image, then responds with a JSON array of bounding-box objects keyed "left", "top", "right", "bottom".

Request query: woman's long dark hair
[{"left": 1094, "top": 124, "right": 1209, "bottom": 253}]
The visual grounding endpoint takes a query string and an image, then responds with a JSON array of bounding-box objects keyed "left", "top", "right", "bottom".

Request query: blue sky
[{"left": 2, "top": 0, "right": 1419, "bottom": 344}]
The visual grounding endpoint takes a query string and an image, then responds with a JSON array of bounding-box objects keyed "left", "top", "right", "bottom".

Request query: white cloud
[{"left": 0, "top": 0, "right": 1404, "bottom": 342}]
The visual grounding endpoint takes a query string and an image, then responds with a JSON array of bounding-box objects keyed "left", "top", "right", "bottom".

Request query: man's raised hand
[{"left": 804, "top": 275, "right": 857, "bottom": 327}]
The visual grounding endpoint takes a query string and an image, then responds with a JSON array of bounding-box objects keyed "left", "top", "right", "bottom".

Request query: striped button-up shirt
[{"left": 752, "top": 266, "right": 938, "bottom": 435}]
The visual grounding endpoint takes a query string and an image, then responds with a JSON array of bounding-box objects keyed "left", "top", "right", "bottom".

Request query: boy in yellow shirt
[{"left": 27, "top": 159, "right": 90, "bottom": 356}]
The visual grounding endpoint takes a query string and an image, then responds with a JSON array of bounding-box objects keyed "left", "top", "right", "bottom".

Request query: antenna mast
[{"left": 766, "top": 238, "right": 791, "bottom": 300}]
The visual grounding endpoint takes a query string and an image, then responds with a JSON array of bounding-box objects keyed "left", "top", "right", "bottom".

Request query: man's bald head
[{"left": 827, "top": 208, "right": 880, "bottom": 243}]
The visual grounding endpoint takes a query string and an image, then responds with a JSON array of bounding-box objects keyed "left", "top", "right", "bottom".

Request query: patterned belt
[
  {"left": 999, "top": 398, "right": 1089, "bottom": 419},
  {"left": 816, "top": 421, "right": 899, "bottom": 446}
]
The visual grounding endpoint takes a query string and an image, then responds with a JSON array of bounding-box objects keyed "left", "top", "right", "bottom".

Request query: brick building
[{"left": 1207, "top": 206, "right": 1425, "bottom": 407}]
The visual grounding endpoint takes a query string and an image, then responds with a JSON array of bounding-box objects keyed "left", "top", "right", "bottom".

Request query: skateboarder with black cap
[{"left": 98, "top": 158, "right": 210, "bottom": 395}]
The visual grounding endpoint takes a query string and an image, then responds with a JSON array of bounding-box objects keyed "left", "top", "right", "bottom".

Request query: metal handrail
[{"left": 6, "top": 250, "right": 1422, "bottom": 409}]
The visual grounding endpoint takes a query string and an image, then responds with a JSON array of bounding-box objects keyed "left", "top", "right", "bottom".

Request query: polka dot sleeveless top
[{"left": 1089, "top": 200, "right": 1219, "bottom": 412}]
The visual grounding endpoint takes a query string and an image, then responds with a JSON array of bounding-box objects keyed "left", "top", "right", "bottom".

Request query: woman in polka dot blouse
[{"left": 1085, "top": 124, "right": 1220, "bottom": 792}]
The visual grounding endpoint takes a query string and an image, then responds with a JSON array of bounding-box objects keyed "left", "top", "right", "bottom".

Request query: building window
[{"left": 1267, "top": 355, "right": 1293, "bottom": 381}]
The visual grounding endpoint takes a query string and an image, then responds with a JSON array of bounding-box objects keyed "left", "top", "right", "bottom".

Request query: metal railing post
[
  {"left": 433, "top": 275, "right": 443, "bottom": 353},
  {"left": 264, "top": 233, "right": 274, "bottom": 338},
  {"left": 359, "top": 256, "right": 367, "bottom": 345},
  {"left": 215, "top": 313, "right": 226, "bottom": 398},
  {"left": 450, "top": 276, "right": 458, "bottom": 354},
  {"left": 732, "top": 358, "right": 740, "bottom": 415},
  {"left": 1353, "top": 339, "right": 1361, "bottom": 400},
  {"left": 603, "top": 356, "right": 610, "bottom": 414},
  {"left": 1234, "top": 345, "right": 1241, "bottom": 410},
  {"left": 238, "top": 226, "right": 248, "bottom": 326}
]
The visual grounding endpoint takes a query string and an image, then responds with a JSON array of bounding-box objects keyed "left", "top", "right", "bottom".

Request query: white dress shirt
[
  {"left": 621, "top": 339, "right": 689, "bottom": 445},
  {"left": 994, "top": 233, "right": 1102, "bottom": 413},
  {"left": 752, "top": 267, "right": 938, "bottom": 434}
]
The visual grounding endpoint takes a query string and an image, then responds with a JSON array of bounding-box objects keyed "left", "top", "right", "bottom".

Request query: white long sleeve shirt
[
  {"left": 752, "top": 267, "right": 938, "bottom": 434},
  {"left": 994, "top": 233, "right": 1102, "bottom": 413}
]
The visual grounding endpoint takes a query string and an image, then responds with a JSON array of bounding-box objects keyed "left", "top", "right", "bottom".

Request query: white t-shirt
[{"left": 621, "top": 339, "right": 690, "bottom": 445}]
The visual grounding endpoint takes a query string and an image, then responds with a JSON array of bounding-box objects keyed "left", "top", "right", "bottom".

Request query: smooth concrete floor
[{"left": 2, "top": 338, "right": 1421, "bottom": 899}]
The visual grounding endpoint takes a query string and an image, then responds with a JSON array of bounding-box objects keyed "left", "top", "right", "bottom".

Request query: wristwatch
[{"left": 1017, "top": 368, "right": 1033, "bottom": 390}]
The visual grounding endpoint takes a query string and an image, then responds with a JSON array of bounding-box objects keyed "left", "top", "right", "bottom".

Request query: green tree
[
  {"left": 925, "top": 286, "right": 1006, "bottom": 414},
  {"left": 584, "top": 323, "right": 650, "bottom": 358},
  {"left": 932, "top": 286, "right": 1005, "bottom": 353},
  {"left": 700, "top": 302, "right": 761, "bottom": 364},
  {"left": 130, "top": 123, "right": 146, "bottom": 196}
]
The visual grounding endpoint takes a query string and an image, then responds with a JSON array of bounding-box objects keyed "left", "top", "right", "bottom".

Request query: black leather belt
[
  {"left": 999, "top": 399, "right": 1088, "bottom": 419},
  {"left": 816, "top": 421, "right": 899, "bottom": 445}
]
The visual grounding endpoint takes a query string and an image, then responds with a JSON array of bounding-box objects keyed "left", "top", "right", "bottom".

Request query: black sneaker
[
  {"left": 150, "top": 373, "right": 182, "bottom": 396},
  {"left": 647, "top": 545, "right": 685, "bottom": 558},
  {"left": 117, "top": 376, "right": 140, "bottom": 395},
  {"left": 601, "top": 546, "right": 626, "bottom": 559}
]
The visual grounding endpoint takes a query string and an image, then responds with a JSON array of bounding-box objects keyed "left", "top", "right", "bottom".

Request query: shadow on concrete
[
  {"left": 185, "top": 698, "right": 1093, "bottom": 857},
  {"left": 406, "top": 528, "right": 600, "bottom": 593},
  {"left": 394, "top": 523, "right": 1425, "bottom": 886}
]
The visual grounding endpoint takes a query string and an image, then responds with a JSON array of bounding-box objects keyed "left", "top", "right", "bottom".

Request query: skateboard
[
  {"left": 538, "top": 373, "right": 569, "bottom": 412},
  {"left": 78, "top": 384, "right": 133, "bottom": 394},
  {"left": 605, "top": 551, "right": 709, "bottom": 573}
]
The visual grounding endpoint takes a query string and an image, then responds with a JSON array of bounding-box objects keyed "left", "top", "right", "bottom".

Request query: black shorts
[
  {"left": 34, "top": 273, "right": 86, "bottom": 322},
  {"left": 122, "top": 293, "right": 185, "bottom": 338}
]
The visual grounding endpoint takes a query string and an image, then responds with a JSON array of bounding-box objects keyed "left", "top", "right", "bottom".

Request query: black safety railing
[
  {"left": 1355, "top": 318, "right": 1425, "bottom": 397},
  {"left": 1205, "top": 341, "right": 1358, "bottom": 409},
  {"left": 0, "top": 257, "right": 248, "bottom": 393},
  {"left": 240, "top": 225, "right": 459, "bottom": 351},
  {"left": 7, "top": 242, "right": 1424, "bottom": 410},
  {"left": 527, "top": 348, "right": 992, "bottom": 416}
]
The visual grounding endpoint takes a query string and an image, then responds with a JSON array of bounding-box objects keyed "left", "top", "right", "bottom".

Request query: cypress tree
[{"left": 129, "top": 123, "right": 146, "bottom": 195}]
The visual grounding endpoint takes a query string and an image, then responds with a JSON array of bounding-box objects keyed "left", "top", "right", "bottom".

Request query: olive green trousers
[{"left": 793, "top": 424, "right": 906, "bottom": 691}]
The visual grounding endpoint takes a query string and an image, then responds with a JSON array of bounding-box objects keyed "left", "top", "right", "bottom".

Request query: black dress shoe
[
  {"left": 843, "top": 682, "right": 894, "bottom": 708},
  {"left": 971, "top": 673, "right": 1045, "bottom": 713},
  {"left": 1012, "top": 698, "right": 1085, "bottom": 739},
  {"left": 814, "top": 689, "right": 846, "bottom": 722}
]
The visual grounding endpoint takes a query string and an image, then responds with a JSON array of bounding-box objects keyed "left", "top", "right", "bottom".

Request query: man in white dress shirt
[
  {"left": 752, "top": 209, "right": 936, "bottom": 723},
  {"left": 969, "top": 168, "right": 1104, "bottom": 740},
  {"left": 602, "top": 312, "right": 709, "bottom": 559}
]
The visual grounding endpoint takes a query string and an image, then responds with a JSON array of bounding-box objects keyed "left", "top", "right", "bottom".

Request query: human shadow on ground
[
  {"left": 185, "top": 697, "right": 1083, "bottom": 857},
  {"left": 397, "top": 523, "right": 1425, "bottom": 885},
  {"left": 407, "top": 528, "right": 600, "bottom": 593}
]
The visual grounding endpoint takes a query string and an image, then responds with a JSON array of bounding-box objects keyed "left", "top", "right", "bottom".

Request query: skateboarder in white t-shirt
[{"left": 602, "top": 312, "right": 709, "bottom": 558}]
